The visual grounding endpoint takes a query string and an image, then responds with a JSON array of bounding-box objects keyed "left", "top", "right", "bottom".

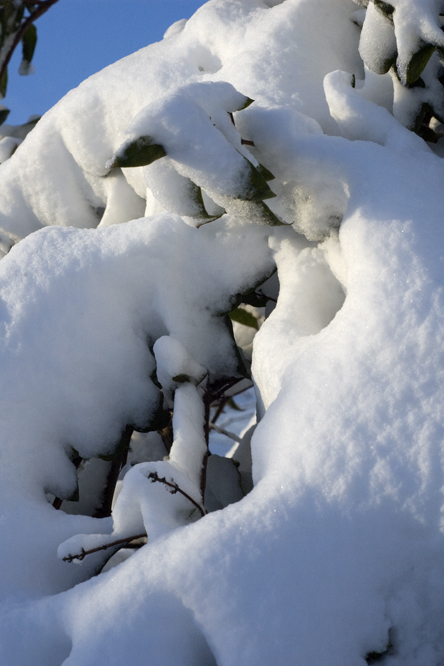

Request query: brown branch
[
  {"left": 211, "top": 396, "right": 228, "bottom": 424},
  {"left": 209, "top": 422, "right": 241, "bottom": 443},
  {"left": 94, "top": 425, "right": 133, "bottom": 519},
  {"left": 147, "top": 471, "right": 207, "bottom": 516},
  {"left": 0, "top": 0, "right": 60, "bottom": 87},
  {"left": 200, "top": 388, "right": 211, "bottom": 498},
  {"left": 62, "top": 533, "right": 147, "bottom": 563}
]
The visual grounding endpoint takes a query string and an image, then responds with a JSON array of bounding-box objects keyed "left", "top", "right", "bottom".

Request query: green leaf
[
  {"left": 257, "top": 164, "right": 275, "bottom": 181},
  {"left": 417, "top": 125, "right": 438, "bottom": 142},
  {"left": 22, "top": 24, "right": 37, "bottom": 65},
  {"left": 373, "top": 0, "right": 394, "bottom": 19},
  {"left": 240, "top": 159, "right": 276, "bottom": 202},
  {"left": 229, "top": 308, "right": 259, "bottom": 330},
  {"left": 0, "top": 67, "right": 8, "bottom": 99},
  {"left": 171, "top": 373, "right": 193, "bottom": 384},
  {"left": 165, "top": 178, "right": 223, "bottom": 225},
  {"left": 405, "top": 43, "right": 435, "bottom": 85},
  {"left": 171, "top": 371, "right": 208, "bottom": 385},
  {"left": 252, "top": 201, "right": 287, "bottom": 226},
  {"left": 408, "top": 77, "right": 425, "bottom": 89},
  {"left": 186, "top": 182, "right": 221, "bottom": 222},
  {"left": 0, "top": 106, "right": 10, "bottom": 125},
  {"left": 378, "top": 53, "right": 397, "bottom": 76},
  {"left": 241, "top": 290, "right": 269, "bottom": 308},
  {"left": 111, "top": 135, "right": 166, "bottom": 168},
  {"left": 236, "top": 96, "right": 254, "bottom": 111},
  {"left": 195, "top": 212, "right": 225, "bottom": 228}
]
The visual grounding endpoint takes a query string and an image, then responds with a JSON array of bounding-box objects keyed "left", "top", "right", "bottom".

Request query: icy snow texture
[
  {"left": 0, "top": 0, "right": 361, "bottom": 240},
  {"left": 1, "top": 0, "right": 444, "bottom": 665},
  {"left": 0, "top": 212, "right": 273, "bottom": 599}
]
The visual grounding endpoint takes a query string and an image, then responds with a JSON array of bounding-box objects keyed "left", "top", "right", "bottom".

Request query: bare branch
[
  {"left": 209, "top": 422, "right": 241, "bottom": 443},
  {"left": 147, "top": 471, "right": 207, "bottom": 516},
  {"left": 62, "top": 534, "right": 147, "bottom": 563}
]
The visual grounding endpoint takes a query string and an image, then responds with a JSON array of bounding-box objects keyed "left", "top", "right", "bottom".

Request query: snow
[{"left": 1, "top": 0, "right": 444, "bottom": 664}]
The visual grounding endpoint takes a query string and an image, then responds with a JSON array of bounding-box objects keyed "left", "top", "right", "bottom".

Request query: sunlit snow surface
[{"left": 1, "top": 0, "right": 444, "bottom": 665}]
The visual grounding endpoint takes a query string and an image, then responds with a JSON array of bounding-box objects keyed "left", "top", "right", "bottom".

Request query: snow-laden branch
[{"left": 62, "top": 534, "right": 147, "bottom": 563}]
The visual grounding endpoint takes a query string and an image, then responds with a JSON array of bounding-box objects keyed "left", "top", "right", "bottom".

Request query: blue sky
[{"left": 5, "top": 0, "right": 204, "bottom": 124}]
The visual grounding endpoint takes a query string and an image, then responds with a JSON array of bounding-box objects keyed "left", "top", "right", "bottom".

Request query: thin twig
[
  {"left": 257, "top": 289, "right": 277, "bottom": 303},
  {"left": 147, "top": 471, "right": 207, "bottom": 516},
  {"left": 62, "top": 533, "right": 147, "bottom": 563},
  {"left": 200, "top": 386, "right": 211, "bottom": 498},
  {"left": 211, "top": 396, "right": 228, "bottom": 425},
  {"left": 209, "top": 422, "right": 241, "bottom": 443}
]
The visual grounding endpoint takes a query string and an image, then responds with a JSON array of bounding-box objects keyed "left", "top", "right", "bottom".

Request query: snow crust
[{"left": 1, "top": 0, "right": 444, "bottom": 665}]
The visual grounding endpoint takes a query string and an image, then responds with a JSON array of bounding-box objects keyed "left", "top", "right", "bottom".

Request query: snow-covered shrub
[{"left": 2, "top": 0, "right": 444, "bottom": 664}]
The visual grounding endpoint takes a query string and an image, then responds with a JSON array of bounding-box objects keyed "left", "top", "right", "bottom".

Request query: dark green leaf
[
  {"left": 171, "top": 373, "right": 193, "bottom": 383},
  {"left": 0, "top": 67, "right": 8, "bottom": 98},
  {"left": 241, "top": 290, "right": 269, "bottom": 307},
  {"left": 229, "top": 308, "right": 259, "bottom": 330},
  {"left": 405, "top": 43, "right": 435, "bottom": 85},
  {"left": 22, "top": 23, "right": 37, "bottom": 65},
  {"left": 186, "top": 182, "right": 221, "bottom": 222},
  {"left": 236, "top": 96, "right": 254, "bottom": 111},
  {"left": 408, "top": 76, "right": 425, "bottom": 89},
  {"left": 372, "top": 50, "right": 397, "bottom": 76},
  {"left": 252, "top": 201, "right": 288, "bottom": 226},
  {"left": 171, "top": 371, "right": 207, "bottom": 385},
  {"left": 417, "top": 125, "right": 438, "bottom": 142},
  {"left": 0, "top": 106, "right": 9, "bottom": 125},
  {"left": 257, "top": 164, "right": 275, "bottom": 181},
  {"left": 111, "top": 135, "right": 166, "bottom": 168},
  {"left": 239, "top": 159, "right": 276, "bottom": 202},
  {"left": 373, "top": 0, "right": 394, "bottom": 19}
]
